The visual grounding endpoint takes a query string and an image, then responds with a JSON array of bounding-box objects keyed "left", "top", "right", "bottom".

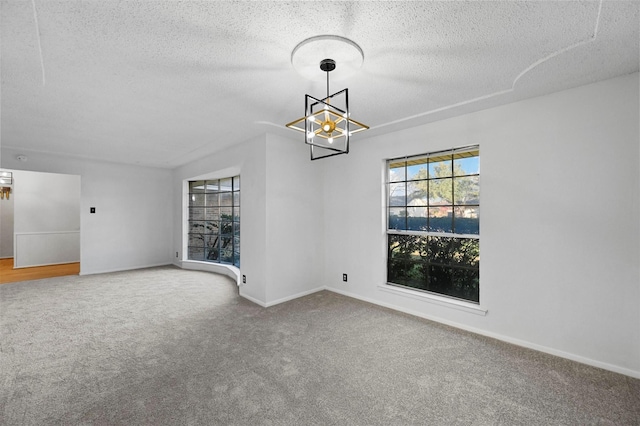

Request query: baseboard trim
[
  {"left": 239, "top": 291, "right": 267, "bottom": 307},
  {"left": 239, "top": 287, "right": 326, "bottom": 308},
  {"left": 326, "top": 287, "right": 640, "bottom": 379},
  {"left": 79, "top": 262, "right": 172, "bottom": 276},
  {"left": 13, "top": 260, "right": 79, "bottom": 269},
  {"left": 264, "top": 287, "right": 325, "bottom": 308}
]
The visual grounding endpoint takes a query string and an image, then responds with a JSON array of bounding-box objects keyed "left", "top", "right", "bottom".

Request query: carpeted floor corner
[{"left": 1, "top": 266, "right": 638, "bottom": 425}]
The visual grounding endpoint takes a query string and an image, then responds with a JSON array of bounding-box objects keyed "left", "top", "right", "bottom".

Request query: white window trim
[
  {"left": 184, "top": 173, "right": 240, "bottom": 267},
  {"left": 385, "top": 145, "right": 481, "bottom": 306},
  {"left": 387, "top": 229, "right": 480, "bottom": 240},
  {"left": 378, "top": 282, "right": 488, "bottom": 316}
]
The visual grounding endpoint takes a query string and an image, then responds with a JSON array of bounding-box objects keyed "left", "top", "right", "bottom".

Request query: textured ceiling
[{"left": 1, "top": 1, "right": 638, "bottom": 168}]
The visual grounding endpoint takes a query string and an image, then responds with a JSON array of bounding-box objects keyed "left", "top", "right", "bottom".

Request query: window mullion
[
  {"left": 404, "top": 177, "right": 408, "bottom": 231},
  {"left": 451, "top": 155, "right": 455, "bottom": 234}
]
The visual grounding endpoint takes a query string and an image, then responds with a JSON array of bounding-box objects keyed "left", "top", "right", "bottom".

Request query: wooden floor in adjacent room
[{"left": 0, "top": 258, "right": 80, "bottom": 284}]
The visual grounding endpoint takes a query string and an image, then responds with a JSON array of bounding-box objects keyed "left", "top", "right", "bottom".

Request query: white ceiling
[{"left": 1, "top": 1, "right": 638, "bottom": 168}]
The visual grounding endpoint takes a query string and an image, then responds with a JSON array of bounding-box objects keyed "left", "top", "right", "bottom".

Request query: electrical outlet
[
  {"left": 242, "top": 275, "right": 246, "bottom": 284},
  {"left": 343, "top": 273, "right": 348, "bottom": 282}
]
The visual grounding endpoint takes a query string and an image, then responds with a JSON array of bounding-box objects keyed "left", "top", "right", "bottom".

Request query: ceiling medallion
[{"left": 286, "top": 35, "right": 369, "bottom": 160}]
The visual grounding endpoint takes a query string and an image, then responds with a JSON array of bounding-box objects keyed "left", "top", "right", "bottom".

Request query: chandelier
[
  {"left": 0, "top": 171, "right": 12, "bottom": 200},
  {"left": 286, "top": 36, "right": 369, "bottom": 160}
]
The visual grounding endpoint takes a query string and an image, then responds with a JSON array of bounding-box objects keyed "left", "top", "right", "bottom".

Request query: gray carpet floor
[{"left": 1, "top": 266, "right": 638, "bottom": 425}]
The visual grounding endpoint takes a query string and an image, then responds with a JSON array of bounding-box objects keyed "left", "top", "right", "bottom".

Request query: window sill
[
  {"left": 180, "top": 260, "right": 241, "bottom": 285},
  {"left": 377, "top": 283, "right": 488, "bottom": 316}
]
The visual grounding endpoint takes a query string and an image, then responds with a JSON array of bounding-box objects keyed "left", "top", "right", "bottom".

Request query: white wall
[
  {"left": 322, "top": 73, "right": 640, "bottom": 377},
  {"left": 0, "top": 152, "right": 173, "bottom": 274},
  {"left": 12, "top": 169, "right": 80, "bottom": 267},
  {"left": 173, "top": 133, "right": 324, "bottom": 307},
  {"left": 264, "top": 133, "right": 324, "bottom": 304},
  {"left": 13, "top": 170, "right": 80, "bottom": 233}
]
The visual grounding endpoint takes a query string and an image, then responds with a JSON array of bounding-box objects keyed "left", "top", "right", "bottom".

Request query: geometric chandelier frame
[{"left": 286, "top": 58, "right": 369, "bottom": 160}]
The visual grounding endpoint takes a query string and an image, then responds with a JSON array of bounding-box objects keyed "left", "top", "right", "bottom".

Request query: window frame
[
  {"left": 187, "top": 176, "right": 240, "bottom": 267},
  {"left": 385, "top": 146, "right": 480, "bottom": 304}
]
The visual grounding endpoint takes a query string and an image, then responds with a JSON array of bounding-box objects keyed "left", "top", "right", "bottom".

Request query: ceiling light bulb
[
  {"left": 307, "top": 115, "right": 315, "bottom": 122},
  {"left": 328, "top": 137, "right": 334, "bottom": 144},
  {"left": 323, "top": 123, "right": 331, "bottom": 132},
  {"left": 307, "top": 131, "right": 315, "bottom": 139}
]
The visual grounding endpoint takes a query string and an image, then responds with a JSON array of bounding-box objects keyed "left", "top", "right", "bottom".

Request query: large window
[
  {"left": 188, "top": 177, "right": 240, "bottom": 267},
  {"left": 386, "top": 146, "right": 479, "bottom": 303}
]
